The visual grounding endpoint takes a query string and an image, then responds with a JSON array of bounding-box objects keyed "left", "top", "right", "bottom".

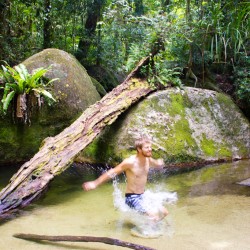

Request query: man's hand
[
  {"left": 156, "top": 158, "right": 165, "bottom": 168},
  {"left": 82, "top": 181, "right": 97, "bottom": 191}
]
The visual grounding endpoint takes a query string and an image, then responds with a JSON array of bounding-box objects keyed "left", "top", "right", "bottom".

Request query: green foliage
[
  {"left": 233, "top": 55, "right": 250, "bottom": 104},
  {"left": 0, "top": 63, "right": 57, "bottom": 114},
  {"left": 125, "top": 43, "right": 150, "bottom": 72},
  {"left": 0, "top": 0, "right": 249, "bottom": 109},
  {"left": 141, "top": 53, "right": 182, "bottom": 89}
]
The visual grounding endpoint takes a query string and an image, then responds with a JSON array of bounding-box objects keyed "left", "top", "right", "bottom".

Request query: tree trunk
[
  {"left": 186, "top": 0, "right": 191, "bottom": 22},
  {"left": 14, "top": 233, "right": 156, "bottom": 250},
  {"left": 76, "top": 0, "right": 105, "bottom": 64},
  {"left": 0, "top": 0, "right": 10, "bottom": 59},
  {"left": 0, "top": 56, "right": 154, "bottom": 217},
  {"left": 134, "top": 0, "right": 144, "bottom": 16},
  {"left": 43, "top": 0, "right": 52, "bottom": 49},
  {"left": 16, "top": 93, "right": 27, "bottom": 121}
]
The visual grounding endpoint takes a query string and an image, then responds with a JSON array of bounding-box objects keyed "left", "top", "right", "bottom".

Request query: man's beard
[{"left": 142, "top": 151, "right": 152, "bottom": 157}]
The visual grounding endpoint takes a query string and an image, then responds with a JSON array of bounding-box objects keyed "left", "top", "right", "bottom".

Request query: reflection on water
[{"left": 0, "top": 160, "right": 249, "bottom": 250}]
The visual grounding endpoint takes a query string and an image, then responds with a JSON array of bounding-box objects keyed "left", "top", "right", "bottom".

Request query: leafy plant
[
  {"left": 140, "top": 53, "right": 182, "bottom": 89},
  {"left": 125, "top": 43, "right": 150, "bottom": 72},
  {"left": 0, "top": 63, "right": 57, "bottom": 120},
  {"left": 236, "top": 78, "right": 250, "bottom": 102},
  {"left": 233, "top": 55, "right": 250, "bottom": 104}
]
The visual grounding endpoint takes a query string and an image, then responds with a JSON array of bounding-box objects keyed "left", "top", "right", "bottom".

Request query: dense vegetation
[{"left": 0, "top": 0, "right": 249, "bottom": 117}]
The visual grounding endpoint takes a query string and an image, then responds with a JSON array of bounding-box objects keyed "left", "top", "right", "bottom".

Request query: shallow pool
[{"left": 0, "top": 160, "right": 249, "bottom": 250}]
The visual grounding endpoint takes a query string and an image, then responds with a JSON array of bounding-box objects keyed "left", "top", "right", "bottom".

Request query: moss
[
  {"left": 163, "top": 92, "right": 198, "bottom": 156},
  {"left": 167, "top": 93, "right": 185, "bottom": 116},
  {"left": 163, "top": 119, "right": 197, "bottom": 155},
  {"left": 200, "top": 134, "right": 217, "bottom": 157},
  {"left": 0, "top": 124, "right": 20, "bottom": 162},
  {"left": 216, "top": 92, "right": 233, "bottom": 107},
  {"left": 235, "top": 142, "right": 250, "bottom": 157},
  {"left": 90, "top": 77, "right": 107, "bottom": 97},
  {"left": 0, "top": 126, "right": 16, "bottom": 144},
  {"left": 79, "top": 87, "right": 250, "bottom": 166},
  {"left": 83, "top": 132, "right": 122, "bottom": 164},
  {"left": 200, "top": 96, "right": 218, "bottom": 124},
  {"left": 165, "top": 154, "right": 200, "bottom": 164},
  {"left": 218, "top": 146, "right": 232, "bottom": 158}
]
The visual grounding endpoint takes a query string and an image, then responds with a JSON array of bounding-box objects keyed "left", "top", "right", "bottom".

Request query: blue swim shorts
[{"left": 125, "top": 193, "right": 146, "bottom": 214}]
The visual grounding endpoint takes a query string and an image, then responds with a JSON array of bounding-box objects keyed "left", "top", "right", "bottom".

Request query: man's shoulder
[{"left": 122, "top": 155, "right": 136, "bottom": 165}]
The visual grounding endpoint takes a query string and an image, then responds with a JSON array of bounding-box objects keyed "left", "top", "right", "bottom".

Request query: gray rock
[
  {"left": 237, "top": 178, "right": 250, "bottom": 186},
  {"left": 80, "top": 87, "right": 250, "bottom": 166},
  {"left": 0, "top": 49, "right": 100, "bottom": 165}
]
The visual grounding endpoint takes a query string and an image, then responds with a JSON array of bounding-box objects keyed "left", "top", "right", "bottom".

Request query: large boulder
[
  {"left": 80, "top": 87, "right": 250, "bottom": 166},
  {"left": 0, "top": 49, "right": 101, "bottom": 166},
  {"left": 86, "top": 65, "right": 119, "bottom": 92},
  {"left": 23, "top": 48, "right": 101, "bottom": 116}
]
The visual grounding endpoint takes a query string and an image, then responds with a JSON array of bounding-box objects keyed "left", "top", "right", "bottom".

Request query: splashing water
[{"left": 111, "top": 175, "right": 178, "bottom": 238}]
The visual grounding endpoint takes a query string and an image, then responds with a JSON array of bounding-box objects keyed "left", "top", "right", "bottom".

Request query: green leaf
[
  {"left": 2, "top": 90, "right": 15, "bottom": 112},
  {"left": 5, "top": 83, "right": 19, "bottom": 92},
  {"left": 47, "top": 78, "right": 59, "bottom": 85},
  {"left": 33, "top": 88, "right": 56, "bottom": 102},
  {"left": 1, "top": 65, "right": 14, "bottom": 83},
  {"left": 0, "top": 63, "right": 57, "bottom": 116},
  {"left": 30, "top": 68, "right": 49, "bottom": 88},
  {"left": 14, "top": 65, "right": 27, "bottom": 81}
]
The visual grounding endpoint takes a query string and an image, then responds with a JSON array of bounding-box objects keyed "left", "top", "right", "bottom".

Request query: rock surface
[
  {"left": 81, "top": 87, "right": 250, "bottom": 166},
  {"left": 237, "top": 178, "right": 250, "bottom": 186},
  {"left": 0, "top": 49, "right": 100, "bottom": 165}
]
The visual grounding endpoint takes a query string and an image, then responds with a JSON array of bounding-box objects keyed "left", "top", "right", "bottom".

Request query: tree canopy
[{"left": 0, "top": 0, "right": 249, "bottom": 115}]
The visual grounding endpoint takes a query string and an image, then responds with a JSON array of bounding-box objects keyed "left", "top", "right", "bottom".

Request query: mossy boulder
[
  {"left": 0, "top": 49, "right": 100, "bottom": 166},
  {"left": 23, "top": 48, "right": 101, "bottom": 115},
  {"left": 86, "top": 65, "right": 119, "bottom": 92},
  {"left": 80, "top": 87, "right": 250, "bottom": 166},
  {"left": 90, "top": 77, "right": 107, "bottom": 97}
]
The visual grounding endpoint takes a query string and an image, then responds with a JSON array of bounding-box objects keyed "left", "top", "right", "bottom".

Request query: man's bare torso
[{"left": 124, "top": 155, "right": 150, "bottom": 194}]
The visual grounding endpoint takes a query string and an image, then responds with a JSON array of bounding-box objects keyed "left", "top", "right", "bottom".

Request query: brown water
[{"left": 0, "top": 160, "right": 249, "bottom": 250}]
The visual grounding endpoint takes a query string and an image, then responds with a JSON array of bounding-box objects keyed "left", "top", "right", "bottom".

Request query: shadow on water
[
  {"left": 34, "top": 163, "right": 112, "bottom": 206},
  {"left": 0, "top": 162, "right": 110, "bottom": 225}
]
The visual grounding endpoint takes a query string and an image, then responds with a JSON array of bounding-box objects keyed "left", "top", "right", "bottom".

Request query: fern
[
  {"left": 125, "top": 43, "right": 149, "bottom": 72},
  {"left": 146, "top": 54, "right": 182, "bottom": 89},
  {"left": 0, "top": 63, "right": 58, "bottom": 115}
]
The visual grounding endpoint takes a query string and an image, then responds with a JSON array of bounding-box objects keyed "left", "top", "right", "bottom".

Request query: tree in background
[
  {"left": 0, "top": 0, "right": 249, "bottom": 115},
  {"left": 76, "top": 0, "right": 107, "bottom": 66},
  {"left": 43, "top": 0, "right": 52, "bottom": 48},
  {"left": 0, "top": 0, "right": 11, "bottom": 63}
]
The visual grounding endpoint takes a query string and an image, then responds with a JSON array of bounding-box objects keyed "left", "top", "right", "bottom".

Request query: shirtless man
[{"left": 82, "top": 136, "right": 168, "bottom": 221}]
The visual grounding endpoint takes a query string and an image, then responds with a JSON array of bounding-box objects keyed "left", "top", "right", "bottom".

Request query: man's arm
[
  {"left": 82, "top": 159, "right": 130, "bottom": 191},
  {"left": 149, "top": 157, "right": 165, "bottom": 169}
]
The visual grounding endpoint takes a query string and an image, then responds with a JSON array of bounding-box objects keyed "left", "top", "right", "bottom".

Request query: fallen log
[
  {"left": 14, "top": 233, "right": 156, "bottom": 250},
  {"left": 0, "top": 56, "right": 155, "bottom": 216}
]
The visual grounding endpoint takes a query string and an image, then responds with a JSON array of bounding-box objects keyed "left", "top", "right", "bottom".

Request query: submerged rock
[
  {"left": 81, "top": 87, "right": 250, "bottom": 167},
  {"left": 237, "top": 178, "right": 250, "bottom": 186},
  {"left": 0, "top": 49, "right": 100, "bottom": 166}
]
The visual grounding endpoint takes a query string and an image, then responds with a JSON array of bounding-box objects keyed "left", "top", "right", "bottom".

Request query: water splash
[{"left": 111, "top": 175, "right": 178, "bottom": 237}]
